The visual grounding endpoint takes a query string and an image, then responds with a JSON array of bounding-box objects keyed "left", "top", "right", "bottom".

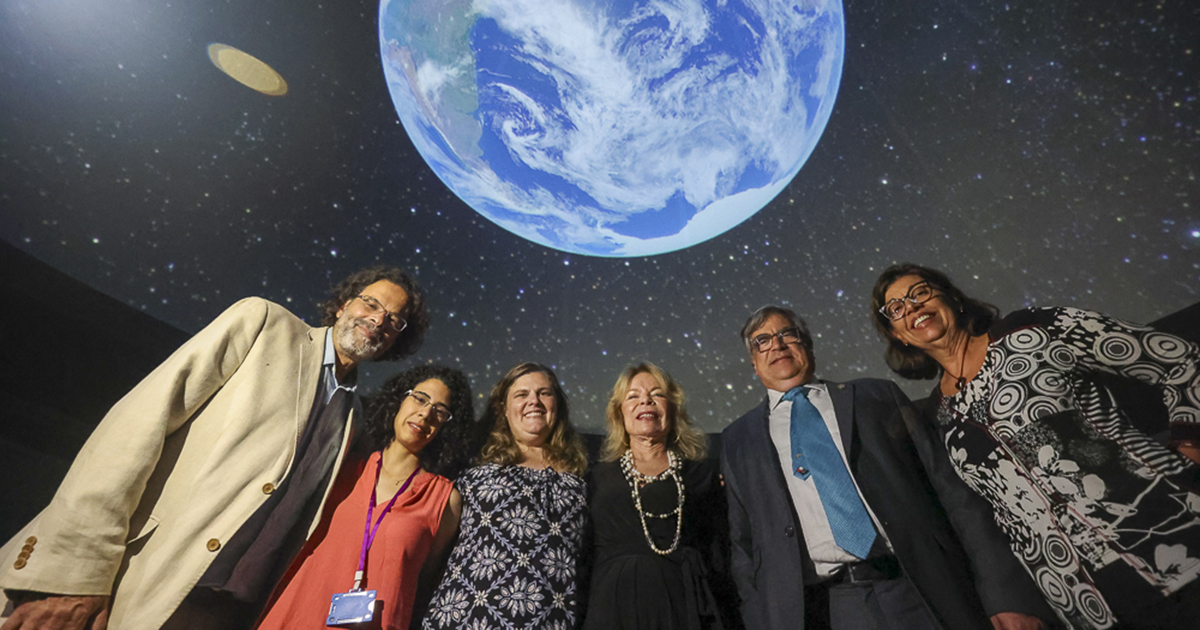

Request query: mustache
[{"left": 351, "top": 317, "right": 383, "bottom": 338}]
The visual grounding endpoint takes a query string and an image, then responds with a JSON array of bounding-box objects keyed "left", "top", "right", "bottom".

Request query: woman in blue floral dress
[
  {"left": 872, "top": 264, "right": 1200, "bottom": 630},
  {"left": 423, "top": 363, "right": 589, "bottom": 630}
]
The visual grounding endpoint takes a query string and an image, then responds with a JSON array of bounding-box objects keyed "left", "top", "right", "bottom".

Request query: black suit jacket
[{"left": 720, "top": 378, "right": 1053, "bottom": 630}]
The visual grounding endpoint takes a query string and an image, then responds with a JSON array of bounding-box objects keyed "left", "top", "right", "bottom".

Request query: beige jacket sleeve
[{"left": 0, "top": 297, "right": 275, "bottom": 596}]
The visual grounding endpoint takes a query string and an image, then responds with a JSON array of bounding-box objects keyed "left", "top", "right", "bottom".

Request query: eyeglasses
[
  {"left": 406, "top": 390, "right": 452, "bottom": 423},
  {"left": 878, "top": 282, "right": 937, "bottom": 321},
  {"left": 355, "top": 294, "right": 408, "bottom": 333},
  {"left": 751, "top": 327, "right": 803, "bottom": 353}
]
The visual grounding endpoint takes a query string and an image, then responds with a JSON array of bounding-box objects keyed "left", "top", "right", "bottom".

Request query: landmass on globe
[{"left": 380, "top": 0, "right": 844, "bottom": 257}]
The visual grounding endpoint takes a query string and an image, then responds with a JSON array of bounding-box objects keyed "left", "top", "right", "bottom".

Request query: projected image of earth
[
  {"left": 3, "top": 0, "right": 1196, "bottom": 431},
  {"left": 380, "top": 0, "right": 844, "bottom": 256}
]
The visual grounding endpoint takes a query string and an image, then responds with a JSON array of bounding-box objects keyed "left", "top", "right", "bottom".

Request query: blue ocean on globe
[{"left": 379, "top": 0, "right": 844, "bottom": 257}]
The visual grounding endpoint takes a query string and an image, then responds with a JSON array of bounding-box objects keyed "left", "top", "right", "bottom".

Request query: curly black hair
[
  {"left": 870, "top": 263, "right": 1000, "bottom": 380},
  {"left": 319, "top": 265, "right": 429, "bottom": 361},
  {"left": 363, "top": 364, "right": 479, "bottom": 479}
]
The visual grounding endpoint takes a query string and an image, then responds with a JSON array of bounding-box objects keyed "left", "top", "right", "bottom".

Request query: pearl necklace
[{"left": 620, "top": 449, "right": 684, "bottom": 556}]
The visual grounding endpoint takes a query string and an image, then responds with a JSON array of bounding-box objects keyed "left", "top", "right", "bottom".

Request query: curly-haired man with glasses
[{"left": 1, "top": 265, "right": 428, "bottom": 630}]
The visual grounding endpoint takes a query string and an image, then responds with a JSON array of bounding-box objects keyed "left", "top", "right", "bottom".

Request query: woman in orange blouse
[{"left": 257, "top": 365, "right": 478, "bottom": 630}]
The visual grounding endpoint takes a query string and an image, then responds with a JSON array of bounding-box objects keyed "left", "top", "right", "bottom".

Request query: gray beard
[{"left": 334, "top": 316, "right": 385, "bottom": 363}]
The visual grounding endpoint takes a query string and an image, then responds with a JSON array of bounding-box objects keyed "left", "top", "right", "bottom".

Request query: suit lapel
[
  {"left": 752, "top": 397, "right": 772, "bottom": 442},
  {"left": 825, "top": 380, "right": 856, "bottom": 456},
  {"left": 748, "top": 394, "right": 817, "bottom": 573},
  {"left": 297, "top": 327, "right": 326, "bottom": 430},
  {"left": 749, "top": 397, "right": 788, "bottom": 489}
]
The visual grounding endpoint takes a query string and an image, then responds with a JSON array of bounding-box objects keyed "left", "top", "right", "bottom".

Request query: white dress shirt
[
  {"left": 766, "top": 381, "right": 893, "bottom": 580},
  {"left": 319, "top": 328, "right": 358, "bottom": 402}
]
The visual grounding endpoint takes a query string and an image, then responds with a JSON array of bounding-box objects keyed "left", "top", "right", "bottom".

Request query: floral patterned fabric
[
  {"left": 423, "top": 463, "right": 587, "bottom": 630},
  {"left": 934, "top": 307, "right": 1200, "bottom": 629}
]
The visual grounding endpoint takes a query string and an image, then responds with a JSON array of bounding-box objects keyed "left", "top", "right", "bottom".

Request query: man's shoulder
[
  {"left": 830, "top": 377, "right": 901, "bottom": 395},
  {"left": 221, "top": 296, "right": 298, "bottom": 318},
  {"left": 825, "top": 378, "right": 912, "bottom": 412},
  {"left": 189, "top": 297, "right": 315, "bottom": 351},
  {"left": 722, "top": 400, "right": 768, "bottom": 440},
  {"left": 216, "top": 297, "right": 310, "bottom": 330}
]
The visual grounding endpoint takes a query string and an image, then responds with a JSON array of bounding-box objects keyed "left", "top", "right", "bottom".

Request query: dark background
[{"left": 2, "top": 0, "right": 1197, "bottom": 435}]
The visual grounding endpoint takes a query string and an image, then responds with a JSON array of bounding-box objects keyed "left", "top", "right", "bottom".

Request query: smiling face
[
  {"left": 749, "top": 313, "right": 814, "bottom": 391},
  {"left": 332, "top": 280, "right": 409, "bottom": 366},
  {"left": 621, "top": 371, "right": 671, "bottom": 444},
  {"left": 392, "top": 378, "right": 451, "bottom": 455},
  {"left": 504, "top": 371, "right": 558, "bottom": 448},
  {"left": 883, "top": 274, "right": 960, "bottom": 350}
]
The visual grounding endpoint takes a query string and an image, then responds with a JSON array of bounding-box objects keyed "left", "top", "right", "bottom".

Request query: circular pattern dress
[
  {"left": 422, "top": 463, "right": 587, "bottom": 630},
  {"left": 932, "top": 307, "right": 1200, "bottom": 629}
]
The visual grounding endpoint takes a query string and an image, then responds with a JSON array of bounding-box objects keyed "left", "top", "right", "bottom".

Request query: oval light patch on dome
[{"left": 207, "top": 43, "right": 288, "bottom": 96}]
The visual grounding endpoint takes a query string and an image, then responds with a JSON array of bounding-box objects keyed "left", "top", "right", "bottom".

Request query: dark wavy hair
[
  {"left": 319, "top": 265, "right": 429, "bottom": 361},
  {"left": 870, "top": 263, "right": 1000, "bottom": 380},
  {"left": 363, "top": 365, "right": 478, "bottom": 478},
  {"left": 476, "top": 362, "right": 588, "bottom": 476}
]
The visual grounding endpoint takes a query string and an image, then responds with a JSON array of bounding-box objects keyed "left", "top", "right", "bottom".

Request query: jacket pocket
[{"left": 125, "top": 513, "right": 160, "bottom": 544}]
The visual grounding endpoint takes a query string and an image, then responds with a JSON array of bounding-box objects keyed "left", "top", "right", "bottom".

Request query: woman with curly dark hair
[
  {"left": 871, "top": 263, "right": 1200, "bottom": 629},
  {"left": 423, "top": 363, "right": 589, "bottom": 630},
  {"left": 258, "top": 365, "right": 476, "bottom": 630}
]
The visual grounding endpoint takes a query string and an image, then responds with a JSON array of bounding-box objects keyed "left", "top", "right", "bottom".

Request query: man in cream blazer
[{"left": 0, "top": 266, "right": 428, "bottom": 630}]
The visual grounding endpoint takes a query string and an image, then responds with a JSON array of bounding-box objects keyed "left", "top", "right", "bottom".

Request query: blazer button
[
  {"left": 13, "top": 558, "right": 27, "bottom": 570},
  {"left": 784, "top": 526, "right": 795, "bottom": 538},
  {"left": 206, "top": 538, "right": 222, "bottom": 552},
  {"left": 262, "top": 482, "right": 275, "bottom": 494},
  {"left": 25, "top": 536, "right": 37, "bottom": 545},
  {"left": 16, "top": 550, "right": 30, "bottom": 560}
]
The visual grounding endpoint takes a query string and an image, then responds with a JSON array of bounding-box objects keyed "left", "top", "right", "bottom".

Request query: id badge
[{"left": 327, "top": 589, "right": 377, "bottom": 626}]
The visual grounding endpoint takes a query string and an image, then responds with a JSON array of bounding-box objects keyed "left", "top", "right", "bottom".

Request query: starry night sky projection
[{"left": 1, "top": 0, "right": 1197, "bottom": 431}]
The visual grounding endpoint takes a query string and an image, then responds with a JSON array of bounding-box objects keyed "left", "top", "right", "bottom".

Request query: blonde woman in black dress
[{"left": 583, "top": 362, "right": 741, "bottom": 630}]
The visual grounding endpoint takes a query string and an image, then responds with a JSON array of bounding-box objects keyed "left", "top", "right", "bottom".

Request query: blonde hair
[
  {"left": 601, "top": 362, "right": 708, "bottom": 462},
  {"left": 476, "top": 362, "right": 588, "bottom": 476}
]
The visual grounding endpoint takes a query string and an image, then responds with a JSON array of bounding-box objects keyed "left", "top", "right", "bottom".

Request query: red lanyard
[{"left": 352, "top": 455, "right": 420, "bottom": 591}]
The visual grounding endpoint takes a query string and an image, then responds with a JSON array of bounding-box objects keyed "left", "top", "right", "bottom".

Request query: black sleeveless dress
[{"left": 582, "top": 457, "right": 742, "bottom": 630}]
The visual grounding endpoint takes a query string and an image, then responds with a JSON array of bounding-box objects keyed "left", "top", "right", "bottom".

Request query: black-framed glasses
[
  {"left": 751, "top": 327, "right": 803, "bottom": 353},
  {"left": 355, "top": 294, "right": 407, "bottom": 333},
  {"left": 406, "top": 390, "right": 452, "bottom": 423},
  {"left": 878, "top": 282, "right": 937, "bottom": 321}
]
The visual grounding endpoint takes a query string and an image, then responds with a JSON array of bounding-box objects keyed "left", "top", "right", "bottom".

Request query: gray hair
[{"left": 740, "top": 305, "right": 813, "bottom": 354}]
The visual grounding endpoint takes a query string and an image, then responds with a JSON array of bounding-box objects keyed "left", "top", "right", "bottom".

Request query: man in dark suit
[{"left": 721, "top": 305, "right": 1054, "bottom": 630}]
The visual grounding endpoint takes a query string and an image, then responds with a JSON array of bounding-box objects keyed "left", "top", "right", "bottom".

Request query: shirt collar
[
  {"left": 767, "top": 379, "right": 827, "bottom": 409},
  {"left": 323, "top": 328, "right": 336, "bottom": 369},
  {"left": 322, "top": 329, "right": 358, "bottom": 391}
]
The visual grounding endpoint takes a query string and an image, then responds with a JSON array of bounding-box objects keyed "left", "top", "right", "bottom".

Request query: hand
[
  {"left": 1, "top": 594, "right": 109, "bottom": 630},
  {"left": 990, "top": 611, "right": 1046, "bottom": 630},
  {"left": 1173, "top": 442, "right": 1200, "bottom": 466}
]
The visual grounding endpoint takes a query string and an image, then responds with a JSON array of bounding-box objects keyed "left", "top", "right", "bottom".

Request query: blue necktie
[{"left": 783, "top": 386, "right": 876, "bottom": 559}]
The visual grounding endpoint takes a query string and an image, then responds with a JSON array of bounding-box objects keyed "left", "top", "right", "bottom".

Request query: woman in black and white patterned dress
[
  {"left": 423, "top": 363, "right": 589, "bottom": 630},
  {"left": 871, "top": 263, "right": 1200, "bottom": 630}
]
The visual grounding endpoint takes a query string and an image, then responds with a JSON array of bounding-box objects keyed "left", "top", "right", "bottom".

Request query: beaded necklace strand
[{"left": 620, "top": 449, "right": 684, "bottom": 556}]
